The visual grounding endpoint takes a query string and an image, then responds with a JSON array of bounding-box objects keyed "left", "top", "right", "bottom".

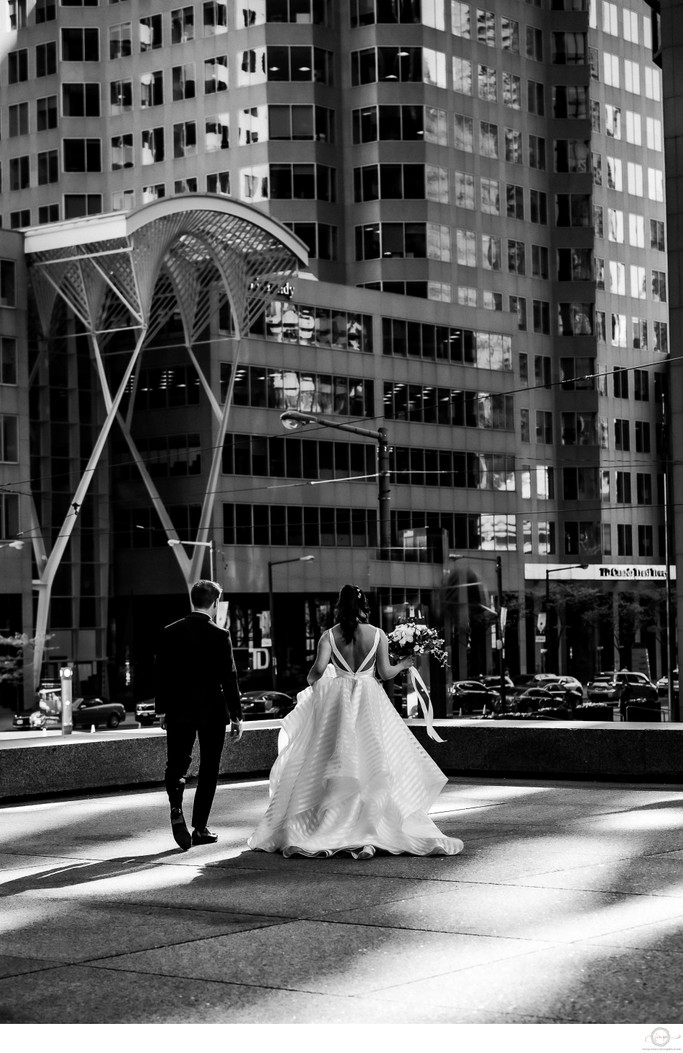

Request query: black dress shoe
[
  {"left": 191, "top": 828, "right": 218, "bottom": 845},
  {"left": 170, "top": 808, "right": 192, "bottom": 851}
]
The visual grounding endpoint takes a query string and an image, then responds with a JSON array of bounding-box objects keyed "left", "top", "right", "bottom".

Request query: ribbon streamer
[{"left": 409, "top": 667, "right": 446, "bottom": 743}]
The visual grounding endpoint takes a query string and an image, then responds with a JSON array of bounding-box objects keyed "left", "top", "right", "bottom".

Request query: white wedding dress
[{"left": 247, "top": 627, "right": 464, "bottom": 859}]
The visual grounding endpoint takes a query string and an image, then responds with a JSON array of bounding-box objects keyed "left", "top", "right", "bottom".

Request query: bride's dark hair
[{"left": 335, "top": 584, "right": 369, "bottom": 643}]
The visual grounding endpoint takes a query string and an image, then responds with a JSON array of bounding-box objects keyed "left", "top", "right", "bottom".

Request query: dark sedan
[
  {"left": 72, "top": 697, "right": 126, "bottom": 729},
  {"left": 240, "top": 690, "right": 296, "bottom": 720},
  {"left": 450, "top": 680, "right": 500, "bottom": 714}
]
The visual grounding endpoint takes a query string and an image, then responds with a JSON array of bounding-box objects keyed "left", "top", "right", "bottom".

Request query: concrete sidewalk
[{"left": 1, "top": 775, "right": 683, "bottom": 1025}]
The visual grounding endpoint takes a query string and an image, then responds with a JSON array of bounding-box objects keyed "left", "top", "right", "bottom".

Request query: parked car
[
  {"left": 478, "top": 674, "right": 515, "bottom": 692},
  {"left": 555, "top": 675, "right": 584, "bottom": 695},
  {"left": 656, "top": 669, "right": 679, "bottom": 698},
  {"left": 586, "top": 671, "right": 658, "bottom": 705},
  {"left": 450, "top": 680, "right": 500, "bottom": 714},
  {"left": 72, "top": 697, "right": 126, "bottom": 729},
  {"left": 13, "top": 708, "right": 60, "bottom": 730},
  {"left": 240, "top": 690, "right": 296, "bottom": 720},
  {"left": 514, "top": 687, "right": 565, "bottom": 712},
  {"left": 135, "top": 699, "right": 159, "bottom": 726},
  {"left": 510, "top": 673, "right": 567, "bottom": 697}
]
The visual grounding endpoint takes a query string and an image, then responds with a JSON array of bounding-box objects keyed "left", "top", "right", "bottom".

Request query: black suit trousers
[{"left": 165, "top": 719, "right": 226, "bottom": 830}]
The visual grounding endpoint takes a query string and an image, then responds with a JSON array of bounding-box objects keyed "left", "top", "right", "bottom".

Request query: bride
[{"left": 248, "top": 584, "right": 464, "bottom": 859}]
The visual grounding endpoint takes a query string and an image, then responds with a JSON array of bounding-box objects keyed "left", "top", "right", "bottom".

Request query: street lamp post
[
  {"left": 268, "top": 555, "right": 315, "bottom": 690},
  {"left": 168, "top": 537, "right": 215, "bottom": 581},
  {"left": 280, "top": 410, "right": 391, "bottom": 557},
  {"left": 449, "top": 553, "right": 506, "bottom": 711},
  {"left": 544, "top": 564, "right": 589, "bottom": 674}
]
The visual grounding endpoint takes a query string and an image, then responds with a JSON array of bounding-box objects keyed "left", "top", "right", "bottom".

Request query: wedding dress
[{"left": 247, "top": 627, "right": 464, "bottom": 859}]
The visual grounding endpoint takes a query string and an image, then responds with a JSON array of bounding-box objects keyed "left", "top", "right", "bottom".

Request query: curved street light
[
  {"left": 280, "top": 410, "right": 391, "bottom": 558},
  {"left": 268, "top": 555, "right": 315, "bottom": 690},
  {"left": 449, "top": 553, "right": 506, "bottom": 710},
  {"left": 168, "top": 537, "right": 214, "bottom": 581},
  {"left": 544, "top": 564, "right": 589, "bottom": 674}
]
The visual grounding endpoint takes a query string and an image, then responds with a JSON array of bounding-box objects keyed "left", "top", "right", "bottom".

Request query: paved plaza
[{"left": 1, "top": 775, "right": 683, "bottom": 1026}]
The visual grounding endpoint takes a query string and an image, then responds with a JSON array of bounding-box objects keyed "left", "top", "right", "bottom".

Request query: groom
[{"left": 155, "top": 579, "right": 243, "bottom": 850}]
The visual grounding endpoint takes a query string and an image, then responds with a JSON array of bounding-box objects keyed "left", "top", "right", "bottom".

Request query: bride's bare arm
[
  {"left": 375, "top": 631, "right": 414, "bottom": 681},
  {"left": 306, "top": 631, "right": 333, "bottom": 685}
]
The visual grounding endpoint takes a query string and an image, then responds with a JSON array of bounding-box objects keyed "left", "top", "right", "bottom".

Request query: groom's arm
[{"left": 217, "top": 629, "right": 243, "bottom": 724}]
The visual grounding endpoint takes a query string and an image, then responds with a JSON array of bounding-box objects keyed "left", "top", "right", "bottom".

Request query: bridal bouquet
[
  {"left": 387, "top": 620, "right": 448, "bottom": 668},
  {"left": 387, "top": 620, "right": 447, "bottom": 743}
]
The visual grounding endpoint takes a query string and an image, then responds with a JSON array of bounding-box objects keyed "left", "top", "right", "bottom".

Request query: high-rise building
[{"left": 0, "top": 0, "right": 673, "bottom": 711}]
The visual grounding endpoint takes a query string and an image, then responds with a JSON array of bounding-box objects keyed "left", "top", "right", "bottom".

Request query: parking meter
[{"left": 60, "top": 666, "right": 73, "bottom": 735}]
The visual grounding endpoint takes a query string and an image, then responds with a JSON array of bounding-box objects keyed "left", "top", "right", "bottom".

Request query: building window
[
  {"left": 61, "top": 28, "right": 99, "bottom": 61},
  {"left": 510, "top": 295, "right": 527, "bottom": 330},
  {"left": 111, "top": 190, "right": 134, "bottom": 212},
  {"left": 0, "top": 262, "right": 16, "bottom": 307},
  {"left": 140, "top": 71, "right": 164, "bottom": 108},
  {"left": 172, "top": 64, "right": 196, "bottom": 100},
  {"left": 141, "top": 128, "right": 165, "bottom": 164},
  {"left": 111, "top": 80, "right": 133, "bottom": 114},
  {"left": 8, "top": 49, "right": 28, "bottom": 83},
  {"left": 0, "top": 338, "right": 17, "bottom": 385},
  {"left": 270, "top": 45, "right": 335, "bottom": 84},
  {"left": 140, "top": 14, "right": 162, "bottom": 50},
  {"left": 205, "top": 116, "right": 229, "bottom": 151},
  {"left": 616, "top": 471, "right": 632, "bottom": 504},
  {"left": 533, "top": 300, "right": 550, "bottom": 334},
  {"left": 614, "top": 419, "right": 630, "bottom": 451},
  {"left": 654, "top": 321, "right": 668, "bottom": 354},
  {"left": 142, "top": 184, "right": 165, "bottom": 203},
  {"left": 173, "top": 121, "right": 197, "bottom": 158},
  {"left": 651, "top": 270, "right": 667, "bottom": 302},
  {"left": 171, "top": 6, "right": 194, "bottom": 43},
  {"left": 204, "top": 0, "right": 228, "bottom": 34},
  {"left": 35, "top": 0, "right": 56, "bottom": 21},
  {"left": 529, "top": 135, "right": 546, "bottom": 170},
  {"left": 38, "top": 149, "right": 59, "bottom": 184},
  {"left": 109, "top": 22, "right": 132, "bottom": 58},
  {"left": 479, "top": 177, "right": 498, "bottom": 214},
  {"left": 204, "top": 56, "right": 228, "bottom": 92},
  {"left": 9, "top": 103, "right": 29, "bottom": 138},
  {"left": 507, "top": 240, "right": 525, "bottom": 274},
  {"left": 9, "top": 210, "right": 31, "bottom": 229},
  {"left": 64, "top": 194, "right": 102, "bottom": 218},
  {"left": 9, "top": 156, "right": 30, "bottom": 190},
  {"left": 651, "top": 219, "right": 665, "bottom": 252},
  {"left": 505, "top": 128, "right": 523, "bottom": 163},
  {"left": 617, "top": 524, "right": 633, "bottom": 557},
  {"left": 479, "top": 121, "right": 498, "bottom": 158},
  {"left": 36, "top": 42, "right": 57, "bottom": 76},
  {"left": 527, "top": 80, "right": 545, "bottom": 115},
  {"left": 637, "top": 474, "right": 652, "bottom": 505},
  {"left": 536, "top": 411, "right": 553, "bottom": 445},
  {"left": 62, "top": 83, "right": 100, "bottom": 117},
  {"left": 206, "top": 171, "right": 230, "bottom": 195},
  {"left": 63, "top": 138, "right": 101, "bottom": 172},
  {"left": 0, "top": 493, "right": 19, "bottom": 539},
  {"left": 529, "top": 189, "right": 546, "bottom": 224},
  {"left": 111, "top": 134, "right": 134, "bottom": 169},
  {"left": 0, "top": 416, "right": 18, "bottom": 462}
]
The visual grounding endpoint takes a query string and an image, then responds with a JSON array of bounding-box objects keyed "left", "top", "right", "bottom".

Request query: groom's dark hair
[{"left": 191, "top": 580, "right": 222, "bottom": 610}]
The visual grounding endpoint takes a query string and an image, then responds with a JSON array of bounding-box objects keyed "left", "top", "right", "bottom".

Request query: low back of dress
[{"left": 329, "top": 626, "right": 380, "bottom": 677}]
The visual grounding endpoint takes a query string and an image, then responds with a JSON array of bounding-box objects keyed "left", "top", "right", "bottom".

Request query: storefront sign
[{"left": 525, "top": 563, "right": 675, "bottom": 581}]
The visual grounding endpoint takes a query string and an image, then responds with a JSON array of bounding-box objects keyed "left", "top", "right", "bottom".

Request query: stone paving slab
[
  {"left": 2, "top": 776, "right": 683, "bottom": 1025},
  {"left": 369, "top": 939, "right": 683, "bottom": 1024}
]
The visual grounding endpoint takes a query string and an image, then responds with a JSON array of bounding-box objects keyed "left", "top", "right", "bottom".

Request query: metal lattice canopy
[
  {"left": 22, "top": 196, "right": 309, "bottom": 688},
  {"left": 24, "top": 194, "right": 309, "bottom": 343}
]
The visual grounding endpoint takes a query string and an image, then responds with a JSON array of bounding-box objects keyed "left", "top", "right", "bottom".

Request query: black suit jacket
[{"left": 154, "top": 611, "right": 243, "bottom": 725}]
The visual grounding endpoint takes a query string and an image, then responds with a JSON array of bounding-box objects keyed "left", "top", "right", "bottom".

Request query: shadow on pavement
[{"left": 0, "top": 848, "right": 181, "bottom": 896}]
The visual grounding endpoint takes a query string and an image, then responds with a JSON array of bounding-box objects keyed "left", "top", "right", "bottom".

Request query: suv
[
  {"left": 135, "top": 699, "right": 159, "bottom": 726},
  {"left": 587, "top": 671, "right": 658, "bottom": 705}
]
